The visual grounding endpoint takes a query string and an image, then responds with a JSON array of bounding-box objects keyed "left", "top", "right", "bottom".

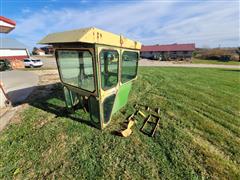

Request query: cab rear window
[{"left": 121, "top": 51, "right": 138, "bottom": 83}]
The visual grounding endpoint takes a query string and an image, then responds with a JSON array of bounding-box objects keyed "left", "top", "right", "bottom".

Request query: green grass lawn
[
  {"left": 0, "top": 67, "right": 240, "bottom": 179},
  {"left": 191, "top": 58, "right": 240, "bottom": 65}
]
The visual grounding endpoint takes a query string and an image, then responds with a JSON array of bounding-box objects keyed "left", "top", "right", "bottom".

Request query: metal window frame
[
  {"left": 99, "top": 48, "right": 120, "bottom": 91},
  {"left": 120, "top": 49, "right": 139, "bottom": 84},
  {"left": 55, "top": 48, "right": 98, "bottom": 96}
]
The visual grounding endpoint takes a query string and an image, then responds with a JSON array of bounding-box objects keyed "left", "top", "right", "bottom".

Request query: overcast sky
[{"left": 1, "top": 0, "right": 239, "bottom": 48}]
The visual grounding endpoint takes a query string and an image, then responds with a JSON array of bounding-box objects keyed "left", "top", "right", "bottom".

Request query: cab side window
[
  {"left": 121, "top": 51, "right": 138, "bottom": 83},
  {"left": 100, "top": 50, "right": 119, "bottom": 90},
  {"left": 57, "top": 50, "right": 95, "bottom": 92}
]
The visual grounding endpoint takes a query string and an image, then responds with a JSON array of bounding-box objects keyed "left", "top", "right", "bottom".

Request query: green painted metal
[{"left": 112, "top": 82, "right": 132, "bottom": 114}]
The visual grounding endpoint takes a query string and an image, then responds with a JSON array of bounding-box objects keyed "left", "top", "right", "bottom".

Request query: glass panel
[
  {"left": 63, "top": 86, "right": 79, "bottom": 108},
  {"left": 88, "top": 96, "right": 100, "bottom": 125},
  {"left": 57, "top": 50, "right": 95, "bottom": 92},
  {"left": 63, "top": 86, "right": 72, "bottom": 108},
  {"left": 121, "top": 51, "right": 138, "bottom": 83},
  {"left": 100, "top": 50, "right": 119, "bottom": 90},
  {"left": 103, "top": 94, "right": 116, "bottom": 124}
]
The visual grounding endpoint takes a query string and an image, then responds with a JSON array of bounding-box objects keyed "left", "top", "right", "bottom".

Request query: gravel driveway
[
  {"left": 139, "top": 59, "right": 240, "bottom": 69},
  {"left": 0, "top": 70, "right": 39, "bottom": 105},
  {"left": 32, "top": 55, "right": 240, "bottom": 69}
]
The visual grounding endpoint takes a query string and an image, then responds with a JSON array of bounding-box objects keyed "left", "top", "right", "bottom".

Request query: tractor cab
[{"left": 39, "top": 27, "right": 141, "bottom": 129}]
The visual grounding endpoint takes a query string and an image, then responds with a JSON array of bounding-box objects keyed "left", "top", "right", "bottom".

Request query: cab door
[{"left": 98, "top": 47, "right": 120, "bottom": 128}]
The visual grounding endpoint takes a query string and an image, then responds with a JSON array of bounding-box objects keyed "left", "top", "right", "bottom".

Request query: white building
[{"left": 0, "top": 38, "right": 29, "bottom": 61}]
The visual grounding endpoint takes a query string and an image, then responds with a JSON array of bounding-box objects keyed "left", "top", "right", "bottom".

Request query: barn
[
  {"left": 0, "top": 38, "right": 30, "bottom": 61},
  {"left": 141, "top": 43, "right": 195, "bottom": 60},
  {"left": 40, "top": 46, "right": 54, "bottom": 54}
]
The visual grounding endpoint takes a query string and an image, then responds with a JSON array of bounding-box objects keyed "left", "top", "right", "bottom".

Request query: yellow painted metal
[
  {"left": 39, "top": 27, "right": 141, "bottom": 129},
  {"left": 39, "top": 27, "right": 141, "bottom": 50},
  {"left": 120, "top": 119, "right": 135, "bottom": 137}
]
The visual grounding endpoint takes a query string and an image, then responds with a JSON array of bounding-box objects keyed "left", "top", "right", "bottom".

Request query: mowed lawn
[
  {"left": 191, "top": 58, "right": 240, "bottom": 65},
  {"left": 0, "top": 67, "right": 239, "bottom": 179}
]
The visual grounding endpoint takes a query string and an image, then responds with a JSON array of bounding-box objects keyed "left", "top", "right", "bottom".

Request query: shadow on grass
[
  {"left": 220, "top": 69, "right": 240, "bottom": 72},
  {"left": 199, "top": 58, "right": 233, "bottom": 63},
  {"left": 9, "top": 82, "right": 97, "bottom": 129}
]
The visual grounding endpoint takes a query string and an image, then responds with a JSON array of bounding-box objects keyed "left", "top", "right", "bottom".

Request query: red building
[
  {"left": 40, "top": 46, "right": 54, "bottom": 54},
  {"left": 0, "top": 16, "right": 16, "bottom": 33},
  {"left": 141, "top": 43, "right": 195, "bottom": 60}
]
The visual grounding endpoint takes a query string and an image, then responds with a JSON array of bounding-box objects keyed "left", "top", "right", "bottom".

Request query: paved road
[
  {"left": 0, "top": 70, "right": 39, "bottom": 105},
  {"left": 34, "top": 56, "right": 240, "bottom": 69},
  {"left": 41, "top": 58, "right": 57, "bottom": 69},
  {"left": 139, "top": 59, "right": 240, "bottom": 69}
]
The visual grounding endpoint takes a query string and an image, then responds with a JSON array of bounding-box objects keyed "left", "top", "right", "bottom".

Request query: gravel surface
[
  {"left": 32, "top": 55, "right": 240, "bottom": 69},
  {"left": 139, "top": 59, "right": 240, "bottom": 69},
  {"left": 0, "top": 70, "right": 39, "bottom": 104},
  {"left": 0, "top": 69, "right": 60, "bottom": 132}
]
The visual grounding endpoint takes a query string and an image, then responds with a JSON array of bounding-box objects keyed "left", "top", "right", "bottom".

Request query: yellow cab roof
[{"left": 38, "top": 27, "right": 141, "bottom": 50}]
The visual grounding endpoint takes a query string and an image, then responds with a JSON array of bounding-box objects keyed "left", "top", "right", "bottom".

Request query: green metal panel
[{"left": 112, "top": 82, "right": 132, "bottom": 114}]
